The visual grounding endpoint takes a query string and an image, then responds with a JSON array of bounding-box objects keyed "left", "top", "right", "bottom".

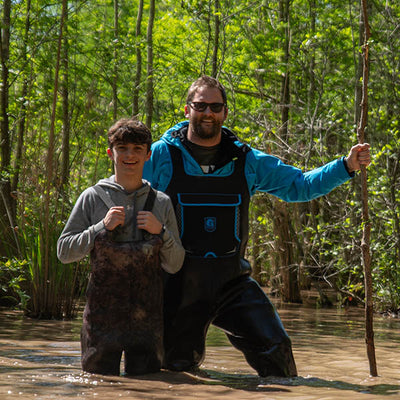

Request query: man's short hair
[
  {"left": 107, "top": 118, "right": 152, "bottom": 151},
  {"left": 186, "top": 75, "right": 227, "bottom": 105}
]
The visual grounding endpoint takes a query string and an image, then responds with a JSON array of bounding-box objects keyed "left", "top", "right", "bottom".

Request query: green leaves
[{"left": 2, "top": 0, "right": 400, "bottom": 313}]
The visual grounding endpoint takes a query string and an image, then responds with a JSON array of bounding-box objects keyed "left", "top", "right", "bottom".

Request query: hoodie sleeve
[
  {"left": 155, "top": 193, "right": 185, "bottom": 274},
  {"left": 57, "top": 188, "right": 107, "bottom": 264}
]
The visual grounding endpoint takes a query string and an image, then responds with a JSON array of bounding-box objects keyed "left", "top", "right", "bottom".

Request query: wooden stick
[{"left": 357, "top": 0, "right": 378, "bottom": 377}]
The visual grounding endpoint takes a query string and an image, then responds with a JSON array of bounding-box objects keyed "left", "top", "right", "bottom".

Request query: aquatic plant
[
  {"left": 0, "top": 258, "right": 30, "bottom": 309},
  {"left": 17, "top": 209, "right": 89, "bottom": 319}
]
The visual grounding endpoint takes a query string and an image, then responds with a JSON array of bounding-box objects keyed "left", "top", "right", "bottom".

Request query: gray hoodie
[{"left": 57, "top": 176, "right": 185, "bottom": 274}]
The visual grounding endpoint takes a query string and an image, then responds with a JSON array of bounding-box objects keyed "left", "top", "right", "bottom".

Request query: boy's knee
[{"left": 81, "top": 345, "right": 122, "bottom": 375}]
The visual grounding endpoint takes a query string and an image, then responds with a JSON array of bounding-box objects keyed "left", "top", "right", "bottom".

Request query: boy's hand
[
  {"left": 137, "top": 211, "right": 163, "bottom": 234},
  {"left": 103, "top": 206, "right": 125, "bottom": 231}
]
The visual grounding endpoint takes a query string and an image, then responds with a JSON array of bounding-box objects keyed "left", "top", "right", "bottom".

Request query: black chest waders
[
  {"left": 81, "top": 187, "right": 164, "bottom": 376},
  {"left": 163, "top": 138, "right": 297, "bottom": 378}
]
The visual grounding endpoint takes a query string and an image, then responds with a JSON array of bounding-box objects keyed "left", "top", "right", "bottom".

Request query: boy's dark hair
[
  {"left": 186, "top": 75, "right": 227, "bottom": 105},
  {"left": 108, "top": 118, "right": 152, "bottom": 151}
]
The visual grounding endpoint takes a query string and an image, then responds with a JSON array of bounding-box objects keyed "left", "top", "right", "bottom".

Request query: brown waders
[{"left": 81, "top": 188, "right": 163, "bottom": 376}]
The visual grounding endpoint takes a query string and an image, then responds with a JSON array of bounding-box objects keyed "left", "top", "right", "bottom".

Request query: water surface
[{"left": 1, "top": 302, "right": 399, "bottom": 399}]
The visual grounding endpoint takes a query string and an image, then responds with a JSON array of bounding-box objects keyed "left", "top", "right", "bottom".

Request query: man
[
  {"left": 58, "top": 118, "right": 185, "bottom": 375},
  {"left": 143, "top": 76, "right": 371, "bottom": 377}
]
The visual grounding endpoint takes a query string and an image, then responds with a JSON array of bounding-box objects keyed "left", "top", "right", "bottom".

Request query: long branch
[{"left": 357, "top": 0, "right": 377, "bottom": 377}]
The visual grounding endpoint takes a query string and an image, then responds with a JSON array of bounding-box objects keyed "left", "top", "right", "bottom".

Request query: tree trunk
[
  {"left": 273, "top": 200, "right": 302, "bottom": 303},
  {"left": 11, "top": 0, "right": 31, "bottom": 221},
  {"left": 305, "top": 0, "right": 316, "bottom": 167},
  {"left": 273, "top": 0, "right": 301, "bottom": 302},
  {"left": 112, "top": 0, "right": 119, "bottom": 120},
  {"left": 40, "top": 0, "right": 68, "bottom": 316},
  {"left": 145, "top": 0, "right": 155, "bottom": 128},
  {"left": 0, "top": 0, "right": 14, "bottom": 257},
  {"left": 211, "top": 0, "right": 220, "bottom": 78},
  {"left": 60, "top": 3, "right": 70, "bottom": 198},
  {"left": 279, "top": 0, "right": 290, "bottom": 143},
  {"left": 133, "top": 0, "right": 144, "bottom": 117}
]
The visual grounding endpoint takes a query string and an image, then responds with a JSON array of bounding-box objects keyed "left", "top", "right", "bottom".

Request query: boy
[{"left": 57, "top": 118, "right": 185, "bottom": 376}]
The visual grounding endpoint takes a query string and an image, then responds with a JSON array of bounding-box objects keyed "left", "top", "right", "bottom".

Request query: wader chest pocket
[{"left": 177, "top": 193, "right": 241, "bottom": 258}]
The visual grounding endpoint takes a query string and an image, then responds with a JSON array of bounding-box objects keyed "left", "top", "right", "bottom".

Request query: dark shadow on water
[
  {"left": 132, "top": 369, "right": 400, "bottom": 396},
  {"left": 1, "top": 346, "right": 79, "bottom": 366}
]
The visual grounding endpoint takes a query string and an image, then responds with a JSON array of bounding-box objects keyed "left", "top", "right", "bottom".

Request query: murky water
[{"left": 1, "top": 300, "right": 399, "bottom": 400}]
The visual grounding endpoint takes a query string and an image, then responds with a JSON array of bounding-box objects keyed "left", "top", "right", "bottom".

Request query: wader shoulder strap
[
  {"left": 93, "top": 185, "right": 116, "bottom": 209},
  {"left": 143, "top": 187, "right": 157, "bottom": 212}
]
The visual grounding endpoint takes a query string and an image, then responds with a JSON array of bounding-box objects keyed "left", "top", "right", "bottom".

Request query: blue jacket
[{"left": 143, "top": 121, "right": 353, "bottom": 201}]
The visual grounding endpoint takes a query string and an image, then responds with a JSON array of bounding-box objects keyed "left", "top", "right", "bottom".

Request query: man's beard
[{"left": 190, "top": 117, "right": 222, "bottom": 140}]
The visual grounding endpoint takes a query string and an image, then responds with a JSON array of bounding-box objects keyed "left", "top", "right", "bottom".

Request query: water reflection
[{"left": 1, "top": 304, "right": 399, "bottom": 399}]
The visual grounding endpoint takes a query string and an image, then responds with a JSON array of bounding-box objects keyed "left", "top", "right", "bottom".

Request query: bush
[{"left": 0, "top": 258, "right": 30, "bottom": 309}]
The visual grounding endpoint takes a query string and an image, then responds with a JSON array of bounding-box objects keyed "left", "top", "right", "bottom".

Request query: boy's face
[{"left": 107, "top": 142, "right": 151, "bottom": 177}]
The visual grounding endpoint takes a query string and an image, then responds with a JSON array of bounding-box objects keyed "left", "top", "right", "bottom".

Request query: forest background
[{"left": 0, "top": 0, "right": 399, "bottom": 319}]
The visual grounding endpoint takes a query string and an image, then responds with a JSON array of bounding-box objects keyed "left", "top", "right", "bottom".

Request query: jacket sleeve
[
  {"left": 157, "top": 195, "right": 185, "bottom": 274},
  {"left": 57, "top": 188, "right": 106, "bottom": 264},
  {"left": 245, "top": 148, "right": 353, "bottom": 201}
]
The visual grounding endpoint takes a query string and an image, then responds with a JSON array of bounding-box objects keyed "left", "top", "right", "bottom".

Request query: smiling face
[
  {"left": 107, "top": 142, "right": 151, "bottom": 190},
  {"left": 106, "top": 118, "right": 153, "bottom": 191},
  {"left": 184, "top": 86, "right": 228, "bottom": 146}
]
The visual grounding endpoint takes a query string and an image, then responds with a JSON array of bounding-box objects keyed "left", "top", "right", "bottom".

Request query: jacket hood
[
  {"left": 160, "top": 120, "right": 189, "bottom": 148},
  {"left": 160, "top": 120, "right": 242, "bottom": 149}
]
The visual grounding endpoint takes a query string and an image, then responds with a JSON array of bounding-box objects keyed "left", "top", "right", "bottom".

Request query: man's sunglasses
[{"left": 188, "top": 102, "right": 225, "bottom": 113}]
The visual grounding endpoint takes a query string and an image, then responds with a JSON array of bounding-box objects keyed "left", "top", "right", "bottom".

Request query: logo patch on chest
[{"left": 204, "top": 217, "right": 217, "bottom": 232}]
